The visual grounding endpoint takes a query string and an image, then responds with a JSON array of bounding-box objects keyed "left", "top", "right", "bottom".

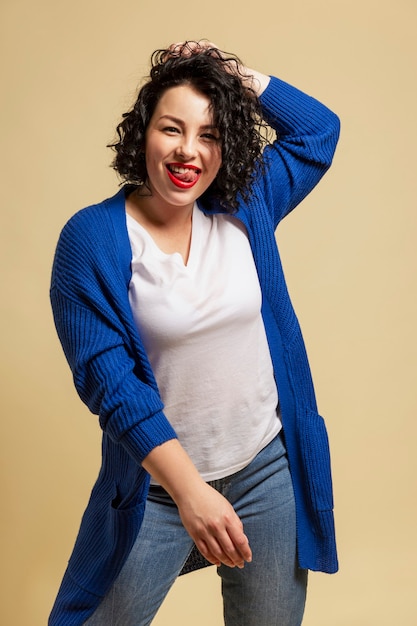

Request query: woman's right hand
[
  {"left": 176, "top": 479, "right": 252, "bottom": 569},
  {"left": 142, "top": 439, "right": 252, "bottom": 568}
]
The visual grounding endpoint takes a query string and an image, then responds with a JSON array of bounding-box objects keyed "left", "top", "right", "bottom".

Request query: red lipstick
[{"left": 166, "top": 163, "right": 201, "bottom": 189}]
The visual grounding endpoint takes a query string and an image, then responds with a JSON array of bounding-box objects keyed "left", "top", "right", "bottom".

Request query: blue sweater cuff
[{"left": 120, "top": 410, "right": 178, "bottom": 464}]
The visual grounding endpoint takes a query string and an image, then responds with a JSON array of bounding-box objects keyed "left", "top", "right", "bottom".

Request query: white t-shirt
[{"left": 127, "top": 204, "right": 281, "bottom": 481}]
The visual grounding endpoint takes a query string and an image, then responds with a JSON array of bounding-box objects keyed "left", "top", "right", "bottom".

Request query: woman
[{"left": 49, "top": 41, "right": 340, "bottom": 626}]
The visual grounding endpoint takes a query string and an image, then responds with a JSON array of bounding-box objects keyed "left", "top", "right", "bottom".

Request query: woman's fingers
[
  {"left": 199, "top": 524, "right": 252, "bottom": 569},
  {"left": 226, "top": 521, "right": 253, "bottom": 564}
]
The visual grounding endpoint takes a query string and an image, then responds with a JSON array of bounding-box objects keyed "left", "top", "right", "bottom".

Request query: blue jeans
[{"left": 84, "top": 433, "right": 307, "bottom": 625}]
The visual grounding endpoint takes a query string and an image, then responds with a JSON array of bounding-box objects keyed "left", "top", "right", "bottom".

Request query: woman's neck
[
  {"left": 127, "top": 186, "right": 194, "bottom": 229},
  {"left": 126, "top": 187, "right": 194, "bottom": 265}
]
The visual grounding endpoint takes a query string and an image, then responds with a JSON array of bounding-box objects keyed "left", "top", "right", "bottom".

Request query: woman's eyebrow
[{"left": 157, "top": 114, "right": 184, "bottom": 124}]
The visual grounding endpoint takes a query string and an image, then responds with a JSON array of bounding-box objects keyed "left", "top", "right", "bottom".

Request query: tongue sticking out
[
  {"left": 179, "top": 170, "right": 197, "bottom": 182},
  {"left": 168, "top": 166, "right": 199, "bottom": 183}
]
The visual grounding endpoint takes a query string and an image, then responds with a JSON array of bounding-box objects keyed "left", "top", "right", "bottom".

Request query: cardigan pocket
[
  {"left": 298, "top": 408, "right": 334, "bottom": 512},
  {"left": 66, "top": 477, "right": 148, "bottom": 598}
]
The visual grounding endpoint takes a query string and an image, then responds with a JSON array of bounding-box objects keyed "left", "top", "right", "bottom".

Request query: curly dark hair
[{"left": 108, "top": 43, "right": 269, "bottom": 212}]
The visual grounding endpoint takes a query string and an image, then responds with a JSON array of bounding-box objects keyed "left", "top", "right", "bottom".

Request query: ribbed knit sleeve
[
  {"left": 50, "top": 201, "right": 177, "bottom": 464},
  {"left": 258, "top": 76, "right": 340, "bottom": 226}
]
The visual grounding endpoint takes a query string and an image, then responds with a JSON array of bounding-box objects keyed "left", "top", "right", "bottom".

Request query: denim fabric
[{"left": 84, "top": 434, "right": 307, "bottom": 626}]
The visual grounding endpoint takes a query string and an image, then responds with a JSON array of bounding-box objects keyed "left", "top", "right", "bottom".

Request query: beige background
[{"left": 1, "top": 0, "right": 416, "bottom": 624}]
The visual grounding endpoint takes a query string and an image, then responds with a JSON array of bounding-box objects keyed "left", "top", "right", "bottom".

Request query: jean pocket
[{"left": 298, "top": 408, "right": 334, "bottom": 512}]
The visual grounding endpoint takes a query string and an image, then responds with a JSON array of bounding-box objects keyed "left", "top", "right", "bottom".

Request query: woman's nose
[{"left": 175, "top": 135, "right": 197, "bottom": 160}]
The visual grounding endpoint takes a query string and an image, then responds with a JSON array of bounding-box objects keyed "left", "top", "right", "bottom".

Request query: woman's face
[{"left": 143, "top": 84, "right": 222, "bottom": 213}]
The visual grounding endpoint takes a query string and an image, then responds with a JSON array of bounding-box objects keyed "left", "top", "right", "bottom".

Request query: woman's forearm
[{"left": 142, "top": 438, "right": 206, "bottom": 502}]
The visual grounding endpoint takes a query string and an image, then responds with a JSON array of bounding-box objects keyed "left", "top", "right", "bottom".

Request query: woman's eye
[
  {"left": 201, "top": 132, "right": 220, "bottom": 141},
  {"left": 163, "top": 126, "right": 180, "bottom": 134}
]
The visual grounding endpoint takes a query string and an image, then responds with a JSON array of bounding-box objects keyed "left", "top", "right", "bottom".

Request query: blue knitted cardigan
[{"left": 49, "top": 76, "right": 340, "bottom": 625}]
